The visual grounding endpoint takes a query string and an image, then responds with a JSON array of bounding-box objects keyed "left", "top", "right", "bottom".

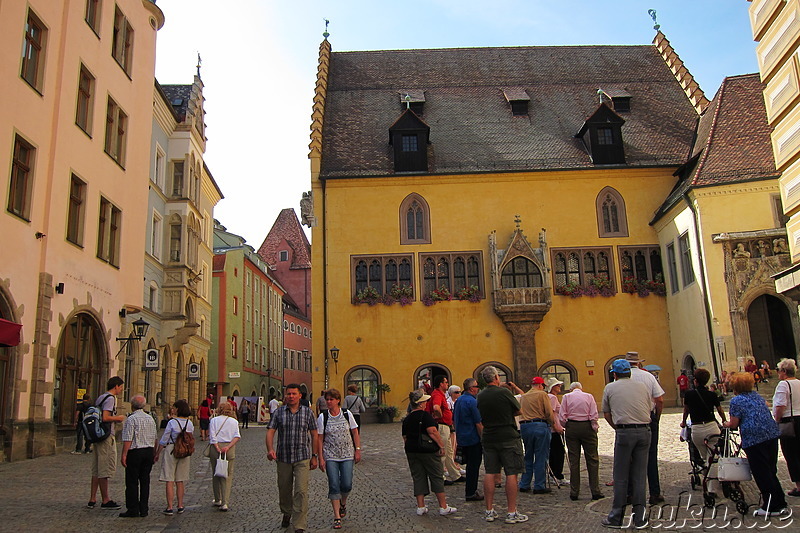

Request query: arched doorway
[
  {"left": 0, "top": 290, "right": 18, "bottom": 432},
  {"left": 748, "top": 294, "right": 797, "bottom": 368},
  {"left": 53, "top": 313, "right": 106, "bottom": 426},
  {"left": 682, "top": 353, "right": 696, "bottom": 374},
  {"left": 346, "top": 366, "right": 380, "bottom": 406},
  {"left": 414, "top": 364, "right": 449, "bottom": 395}
]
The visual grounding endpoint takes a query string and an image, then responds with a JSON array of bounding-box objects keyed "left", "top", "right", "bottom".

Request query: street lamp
[
  {"left": 115, "top": 317, "right": 150, "bottom": 357},
  {"left": 330, "top": 346, "right": 339, "bottom": 373}
]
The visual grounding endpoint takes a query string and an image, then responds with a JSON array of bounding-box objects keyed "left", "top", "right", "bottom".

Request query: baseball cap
[
  {"left": 611, "top": 359, "right": 632, "bottom": 374},
  {"left": 531, "top": 376, "right": 546, "bottom": 385}
]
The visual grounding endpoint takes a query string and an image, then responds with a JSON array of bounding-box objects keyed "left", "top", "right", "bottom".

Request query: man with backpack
[
  {"left": 119, "top": 394, "right": 157, "bottom": 517},
  {"left": 88, "top": 376, "right": 125, "bottom": 510}
]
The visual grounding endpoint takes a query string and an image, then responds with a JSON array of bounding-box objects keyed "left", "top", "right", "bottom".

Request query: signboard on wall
[
  {"left": 145, "top": 348, "right": 159, "bottom": 370},
  {"left": 188, "top": 362, "right": 200, "bottom": 381}
]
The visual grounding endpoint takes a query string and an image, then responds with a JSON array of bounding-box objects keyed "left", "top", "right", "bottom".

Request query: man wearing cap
[
  {"left": 453, "top": 378, "right": 484, "bottom": 501},
  {"left": 559, "top": 382, "right": 603, "bottom": 501},
  {"left": 426, "top": 375, "right": 464, "bottom": 484},
  {"left": 626, "top": 351, "right": 665, "bottom": 505},
  {"left": 476, "top": 366, "right": 528, "bottom": 524},
  {"left": 517, "top": 376, "right": 555, "bottom": 494},
  {"left": 544, "top": 378, "right": 567, "bottom": 485},
  {"left": 601, "top": 359, "right": 652, "bottom": 529}
]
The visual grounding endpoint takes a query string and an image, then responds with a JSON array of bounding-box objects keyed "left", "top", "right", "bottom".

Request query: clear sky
[{"left": 154, "top": 0, "right": 758, "bottom": 247}]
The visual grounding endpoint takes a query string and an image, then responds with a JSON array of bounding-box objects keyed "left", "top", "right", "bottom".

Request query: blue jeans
[
  {"left": 325, "top": 459, "right": 354, "bottom": 500},
  {"left": 519, "top": 421, "right": 551, "bottom": 490}
]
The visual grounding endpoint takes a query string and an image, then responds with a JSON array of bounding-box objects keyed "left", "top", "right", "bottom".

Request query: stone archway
[
  {"left": 747, "top": 294, "right": 797, "bottom": 369},
  {"left": 682, "top": 353, "right": 696, "bottom": 373},
  {"left": 413, "top": 363, "right": 449, "bottom": 394}
]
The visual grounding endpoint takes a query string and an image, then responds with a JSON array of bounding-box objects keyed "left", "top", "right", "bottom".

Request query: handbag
[
  {"left": 417, "top": 416, "right": 440, "bottom": 453},
  {"left": 717, "top": 431, "right": 751, "bottom": 481},
  {"left": 214, "top": 452, "right": 229, "bottom": 478},
  {"left": 203, "top": 416, "right": 232, "bottom": 458},
  {"left": 779, "top": 381, "right": 797, "bottom": 438}
]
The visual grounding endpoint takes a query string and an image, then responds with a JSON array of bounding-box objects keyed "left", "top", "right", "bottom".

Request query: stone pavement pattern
[{"left": 1, "top": 411, "right": 797, "bottom": 532}]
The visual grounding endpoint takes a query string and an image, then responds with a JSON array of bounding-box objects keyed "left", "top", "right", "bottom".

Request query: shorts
[
  {"left": 92, "top": 435, "right": 117, "bottom": 478},
  {"left": 482, "top": 438, "right": 524, "bottom": 476},
  {"left": 159, "top": 443, "right": 191, "bottom": 482},
  {"left": 200, "top": 418, "right": 210, "bottom": 430}
]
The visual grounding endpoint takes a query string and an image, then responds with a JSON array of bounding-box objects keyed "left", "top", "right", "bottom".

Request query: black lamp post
[
  {"left": 330, "top": 346, "right": 339, "bottom": 374},
  {"left": 115, "top": 318, "right": 150, "bottom": 357}
]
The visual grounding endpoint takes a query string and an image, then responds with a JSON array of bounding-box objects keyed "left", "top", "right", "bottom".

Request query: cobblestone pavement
[{"left": 2, "top": 410, "right": 798, "bottom": 532}]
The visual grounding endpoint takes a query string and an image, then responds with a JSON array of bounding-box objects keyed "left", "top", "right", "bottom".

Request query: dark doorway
[{"left": 747, "top": 294, "right": 796, "bottom": 369}]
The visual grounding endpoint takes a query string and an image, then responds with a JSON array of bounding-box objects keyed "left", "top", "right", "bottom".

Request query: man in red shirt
[
  {"left": 676, "top": 372, "right": 690, "bottom": 402},
  {"left": 427, "top": 375, "right": 464, "bottom": 484}
]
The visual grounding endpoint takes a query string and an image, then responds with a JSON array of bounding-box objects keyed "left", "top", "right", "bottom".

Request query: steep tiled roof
[
  {"left": 320, "top": 45, "right": 699, "bottom": 177},
  {"left": 258, "top": 209, "right": 311, "bottom": 269},
  {"left": 651, "top": 73, "right": 778, "bottom": 224},
  {"left": 159, "top": 84, "right": 192, "bottom": 122}
]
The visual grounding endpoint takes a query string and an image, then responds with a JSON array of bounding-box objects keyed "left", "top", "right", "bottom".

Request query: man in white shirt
[
  {"left": 626, "top": 351, "right": 665, "bottom": 505},
  {"left": 269, "top": 394, "right": 280, "bottom": 416}
]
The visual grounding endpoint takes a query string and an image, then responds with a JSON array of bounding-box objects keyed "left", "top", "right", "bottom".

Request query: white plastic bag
[{"left": 214, "top": 452, "right": 229, "bottom": 478}]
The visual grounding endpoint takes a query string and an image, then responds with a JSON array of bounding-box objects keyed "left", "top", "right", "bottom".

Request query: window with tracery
[
  {"left": 399, "top": 193, "right": 431, "bottom": 244},
  {"left": 552, "top": 247, "right": 614, "bottom": 290},
  {"left": 595, "top": 187, "right": 628, "bottom": 238},
  {"left": 351, "top": 254, "right": 414, "bottom": 299},
  {"left": 501, "top": 256, "right": 543, "bottom": 288},
  {"left": 420, "top": 252, "right": 483, "bottom": 297}
]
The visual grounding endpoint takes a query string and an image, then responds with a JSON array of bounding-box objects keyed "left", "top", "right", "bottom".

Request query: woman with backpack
[
  {"left": 317, "top": 388, "right": 361, "bottom": 529},
  {"left": 154, "top": 399, "right": 195, "bottom": 515}
]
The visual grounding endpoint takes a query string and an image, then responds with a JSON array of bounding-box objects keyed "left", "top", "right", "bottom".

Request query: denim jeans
[
  {"left": 519, "top": 421, "right": 551, "bottom": 490},
  {"left": 325, "top": 459, "right": 354, "bottom": 500}
]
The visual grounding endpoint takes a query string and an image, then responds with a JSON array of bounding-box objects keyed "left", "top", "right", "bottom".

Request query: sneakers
[
  {"left": 439, "top": 506, "right": 457, "bottom": 515},
  {"left": 459, "top": 468, "right": 467, "bottom": 475},
  {"left": 163, "top": 508, "right": 174, "bottom": 516},
  {"left": 177, "top": 507, "right": 185, "bottom": 514},
  {"left": 100, "top": 501, "right": 121, "bottom": 510},
  {"left": 220, "top": 504, "right": 229, "bottom": 512},
  {"left": 416, "top": 507, "right": 428, "bottom": 516},
  {"left": 70, "top": 450, "right": 82, "bottom": 455},
  {"left": 213, "top": 500, "right": 222, "bottom": 506},
  {"left": 753, "top": 507, "right": 790, "bottom": 517},
  {"left": 87, "top": 501, "right": 96, "bottom": 509},
  {"left": 505, "top": 511, "right": 529, "bottom": 524},
  {"left": 485, "top": 509, "right": 499, "bottom": 522}
]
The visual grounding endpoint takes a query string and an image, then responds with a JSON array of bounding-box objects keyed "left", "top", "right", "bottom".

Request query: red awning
[{"left": 0, "top": 318, "right": 22, "bottom": 347}]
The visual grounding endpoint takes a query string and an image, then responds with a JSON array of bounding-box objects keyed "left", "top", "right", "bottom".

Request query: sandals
[
  {"left": 333, "top": 518, "right": 342, "bottom": 529},
  {"left": 340, "top": 504, "right": 347, "bottom": 518}
]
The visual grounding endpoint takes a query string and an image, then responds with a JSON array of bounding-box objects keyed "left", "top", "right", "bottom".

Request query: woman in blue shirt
[{"left": 725, "top": 372, "right": 787, "bottom": 517}]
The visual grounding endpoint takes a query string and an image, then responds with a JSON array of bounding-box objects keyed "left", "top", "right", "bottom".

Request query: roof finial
[
  {"left": 404, "top": 93, "right": 411, "bottom": 110},
  {"left": 514, "top": 215, "right": 521, "bottom": 230},
  {"left": 647, "top": 9, "right": 660, "bottom": 32},
  {"left": 196, "top": 52, "right": 202, "bottom": 76},
  {"left": 323, "top": 18, "right": 330, "bottom": 40}
]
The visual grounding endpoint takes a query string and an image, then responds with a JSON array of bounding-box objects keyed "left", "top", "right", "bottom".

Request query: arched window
[
  {"left": 413, "top": 364, "right": 450, "bottom": 395},
  {"left": 538, "top": 360, "right": 577, "bottom": 387},
  {"left": 596, "top": 187, "right": 629, "bottom": 238},
  {"left": 54, "top": 313, "right": 105, "bottom": 426},
  {"left": 161, "top": 346, "right": 171, "bottom": 408},
  {"left": 501, "top": 256, "right": 543, "bottom": 288},
  {"left": 399, "top": 193, "right": 431, "bottom": 245},
  {"left": 474, "top": 363, "right": 512, "bottom": 386},
  {"left": 346, "top": 366, "right": 380, "bottom": 407},
  {"left": 175, "top": 352, "right": 184, "bottom": 401}
]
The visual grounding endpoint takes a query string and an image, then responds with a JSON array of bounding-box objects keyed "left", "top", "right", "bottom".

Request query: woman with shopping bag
[
  {"left": 724, "top": 372, "right": 787, "bottom": 517},
  {"left": 208, "top": 402, "right": 241, "bottom": 512},
  {"left": 773, "top": 358, "right": 800, "bottom": 498}
]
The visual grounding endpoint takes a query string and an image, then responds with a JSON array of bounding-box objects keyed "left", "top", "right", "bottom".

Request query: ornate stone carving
[{"left": 300, "top": 191, "right": 316, "bottom": 227}]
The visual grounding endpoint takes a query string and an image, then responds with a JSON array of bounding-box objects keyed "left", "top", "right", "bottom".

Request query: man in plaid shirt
[
  {"left": 120, "top": 394, "right": 157, "bottom": 518},
  {"left": 266, "top": 383, "right": 319, "bottom": 533}
]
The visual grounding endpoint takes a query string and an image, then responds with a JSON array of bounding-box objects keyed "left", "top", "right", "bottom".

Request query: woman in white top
[
  {"left": 317, "top": 388, "right": 361, "bottom": 530},
  {"left": 208, "top": 402, "right": 241, "bottom": 511},
  {"left": 773, "top": 358, "right": 800, "bottom": 497},
  {"left": 154, "top": 399, "right": 195, "bottom": 515}
]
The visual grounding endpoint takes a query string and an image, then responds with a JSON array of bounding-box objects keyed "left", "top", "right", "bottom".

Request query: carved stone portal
[{"left": 489, "top": 222, "right": 552, "bottom": 380}]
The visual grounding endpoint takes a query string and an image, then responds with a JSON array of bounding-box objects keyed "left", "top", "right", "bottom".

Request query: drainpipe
[
  {"left": 683, "top": 192, "right": 721, "bottom": 382},
  {"left": 321, "top": 177, "right": 330, "bottom": 390}
]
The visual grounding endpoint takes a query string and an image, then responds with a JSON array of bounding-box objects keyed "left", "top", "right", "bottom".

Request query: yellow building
[
  {"left": 0, "top": 0, "right": 163, "bottom": 459},
  {"left": 747, "top": 0, "right": 800, "bottom": 304},
  {"left": 308, "top": 34, "right": 713, "bottom": 409},
  {"left": 652, "top": 73, "right": 794, "bottom": 386}
]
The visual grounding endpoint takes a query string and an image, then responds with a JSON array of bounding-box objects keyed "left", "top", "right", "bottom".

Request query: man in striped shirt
[{"left": 120, "top": 394, "right": 157, "bottom": 518}]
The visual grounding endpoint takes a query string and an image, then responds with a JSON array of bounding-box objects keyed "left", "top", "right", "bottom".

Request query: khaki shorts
[
  {"left": 482, "top": 438, "right": 524, "bottom": 476},
  {"left": 159, "top": 443, "right": 191, "bottom": 482},
  {"left": 92, "top": 435, "right": 116, "bottom": 478}
]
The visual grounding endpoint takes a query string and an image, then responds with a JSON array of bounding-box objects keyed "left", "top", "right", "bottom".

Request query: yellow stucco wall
[{"left": 312, "top": 167, "right": 681, "bottom": 407}]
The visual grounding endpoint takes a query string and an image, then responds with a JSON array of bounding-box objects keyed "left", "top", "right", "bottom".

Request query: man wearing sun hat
[
  {"left": 518, "top": 376, "right": 555, "bottom": 495},
  {"left": 544, "top": 377, "right": 567, "bottom": 485},
  {"left": 626, "top": 351, "right": 665, "bottom": 505},
  {"left": 601, "top": 359, "right": 652, "bottom": 529}
]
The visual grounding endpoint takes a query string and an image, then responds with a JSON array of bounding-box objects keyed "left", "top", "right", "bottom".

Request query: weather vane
[
  {"left": 648, "top": 9, "right": 660, "bottom": 32},
  {"left": 323, "top": 18, "right": 330, "bottom": 39},
  {"left": 196, "top": 52, "right": 202, "bottom": 76}
]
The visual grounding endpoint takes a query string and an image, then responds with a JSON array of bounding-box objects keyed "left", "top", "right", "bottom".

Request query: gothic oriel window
[
  {"left": 596, "top": 187, "right": 628, "bottom": 237},
  {"left": 501, "top": 256, "right": 543, "bottom": 288},
  {"left": 399, "top": 193, "right": 431, "bottom": 244}
]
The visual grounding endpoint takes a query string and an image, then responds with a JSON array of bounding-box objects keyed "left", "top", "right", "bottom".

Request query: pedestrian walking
[
  {"left": 317, "top": 388, "right": 361, "bottom": 529},
  {"left": 343, "top": 384, "right": 367, "bottom": 426},
  {"left": 154, "top": 399, "right": 194, "bottom": 515},
  {"left": 87, "top": 376, "right": 125, "bottom": 511},
  {"left": 601, "top": 359, "right": 651, "bottom": 529},
  {"left": 476, "top": 365, "right": 528, "bottom": 524},
  {"left": 198, "top": 399, "right": 211, "bottom": 441},
  {"left": 402, "top": 390, "right": 457, "bottom": 517},
  {"left": 119, "top": 394, "right": 157, "bottom": 518},
  {"left": 559, "top": 382, "right": 603, "bottom": 501},
  {"left": 453, "top": 378, "right": 484, "bottom": 501},
  {"left": 773, "top": 358, "right": 800, "bottom": 498},
  {"left": 316, "top": 389, "right": 328, "bottom": 416},
  {"left": 240, "top": 400, "right": 250, "bottom": 429},
  {"left": 517, "top": 376, "right": 555, "bottom": 494},
  {"left": 72, "top": 393, "right": 92, "bottom": 454},
  {"left": 209, "top": 401, "right": 241, "bottom": 512},
  {"left": 266, "top": 383, "right": 319, "bottom": 533},
  {"left": 627, "top": 351, "right": 665, "bottom": 504},
  {"left": 680, "top": 368, "right": 725, "bottom": 467}
]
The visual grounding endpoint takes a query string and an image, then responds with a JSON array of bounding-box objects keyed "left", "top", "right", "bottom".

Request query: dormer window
[
  {"left": 602, "top": 88, "right": 632, "bottom": 113},
  {"left": 389, "top": 109, "right": 430, "bottom": 172},
  {"left": 503, "top": 88, "right": 530, "bottom": 117},
  {"left": 399, "top": 90, "right": 425, "bottom": 116},
  {"left": 576, "top": 102, "right": 626, "bottom": 165}
]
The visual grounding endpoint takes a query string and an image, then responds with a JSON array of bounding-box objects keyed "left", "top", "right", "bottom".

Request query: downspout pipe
[
  {"left": 683, "top": 192, "right": 721, "bottom": 382},
  {"left": 321, "top": 177, "right": 330, "bottom": 389}
]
